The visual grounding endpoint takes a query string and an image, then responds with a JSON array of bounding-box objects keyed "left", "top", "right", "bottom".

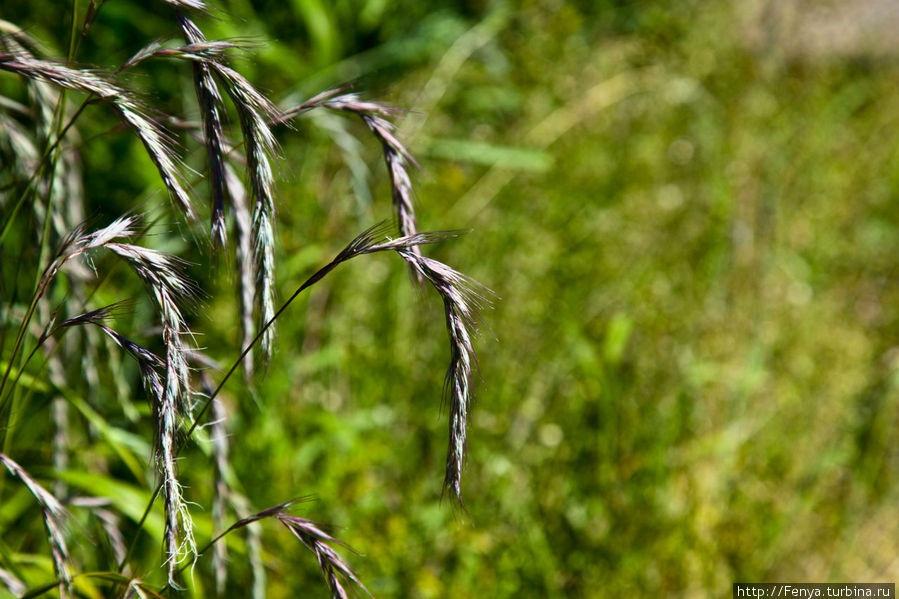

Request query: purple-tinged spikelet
[{"left": 398, "top": 250, "right": 491, "bottom": 506}]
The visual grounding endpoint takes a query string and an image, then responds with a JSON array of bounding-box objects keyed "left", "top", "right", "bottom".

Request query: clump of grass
[{"left": 0, "top": 1, "right": 489, "bottom": 597}]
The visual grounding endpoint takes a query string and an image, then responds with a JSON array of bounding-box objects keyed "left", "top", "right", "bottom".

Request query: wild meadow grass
[
  {"left": 6, "top": 1, "right": 899, "bottom": 597},
  {"left": 0, "top": 2, "right": 488, "bottom": 597}
]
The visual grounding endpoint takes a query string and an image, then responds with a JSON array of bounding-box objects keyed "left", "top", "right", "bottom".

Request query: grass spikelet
[
  {"left": 198, "top": 371, "right": 263, "bottom": 596},
  {"left": 361, "top": 111, "right": 421, "bottom": 254},
  {"left": 104, "top": 242, "right": 196, "bottom": 415},
  {"left": 0, "top": 453, "right": 72, "bottom": 598},
  {"left": 179, "top": 17, "right": 230, "bottom": 248},
  {"left": 102, "top": 243, "right": 198, "bottom": 582},
  {"left": 0, "top": 567, "right": 25, "bottom": 596},
  {"left": 51, "top": 396, "right": 69, "bottom": 498},
  {"left": 0, "top": 52, "right": 195, "bottom": 219},
  {"left": 161, "top": 0, "right": 210, "bottom": 11},
  {"left": 214, "top": 64, "right": 280, "bottom": 364},
  {"left": 95, "top": 324, "right": 165, "bottom": 375},
  {"left": 96, "top": 323, "right": 196, "bottom": 585},
  {"left": 92, "top": 243, "right": 198, "bottom": 583},
  {"left": 123, "top": 578, "right": 166, "bottom": 599},
  {"left": 282, "top": 91, "right": 423, "bottom": 280},
  {"left": 49, "top": 299, "right": 133, "bottom": 335},
  {"left": 397, "top": 250, "right": 491, "bottom": 507},
  {"left": 193, "top": 499, "right": 366, "bottom": 599},
  {"left": 277, "top": 515, "right": 371, "bottom": 599},
  {"left": 262, "top": 222, "right": 462, "bottom": 312},
  {"left": 120, "top": 40, "right": 236, "bottom": 72},
  {"left": 114, "top": 103, "right": 194, "bottom": 220},
  {"left": 36, "top": 215, "right": 140, "bottom": 294},
  {"left": 96, "top": 507, "right": 129, "bottom": 569},
  {"left": 69, "top": 497, "right": 131, "bottom": 571}
]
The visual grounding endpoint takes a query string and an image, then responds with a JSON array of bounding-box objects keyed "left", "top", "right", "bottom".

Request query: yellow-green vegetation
[{"left": 2, "top": 1, "right": 899, "bottom": 597}]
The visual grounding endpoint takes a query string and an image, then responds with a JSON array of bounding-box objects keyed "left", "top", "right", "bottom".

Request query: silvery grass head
[
  {"left": 399, "top": 250, "right": 492, "bottom": 507},
  {"left": 40, "top": 215, "right": 201, "bottom": 585},
  {"left": 97, "top": 323, "right": 197, "bottom": 585}
]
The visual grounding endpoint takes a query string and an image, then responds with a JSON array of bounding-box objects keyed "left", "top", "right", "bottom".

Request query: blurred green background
[{"left": 6, "top": 0, "right": 899, "bottom": 596}]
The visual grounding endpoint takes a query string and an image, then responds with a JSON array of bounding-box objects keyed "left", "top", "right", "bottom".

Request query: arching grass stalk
[
  {"left": 119, "top": 221, "right": 461, "bottom": 572},
  {"left": 164, "top": 499, "right": 370, "bottom": 599},
  {"left": 120, "top": 223, "right": 464, "bottom": 582}
]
